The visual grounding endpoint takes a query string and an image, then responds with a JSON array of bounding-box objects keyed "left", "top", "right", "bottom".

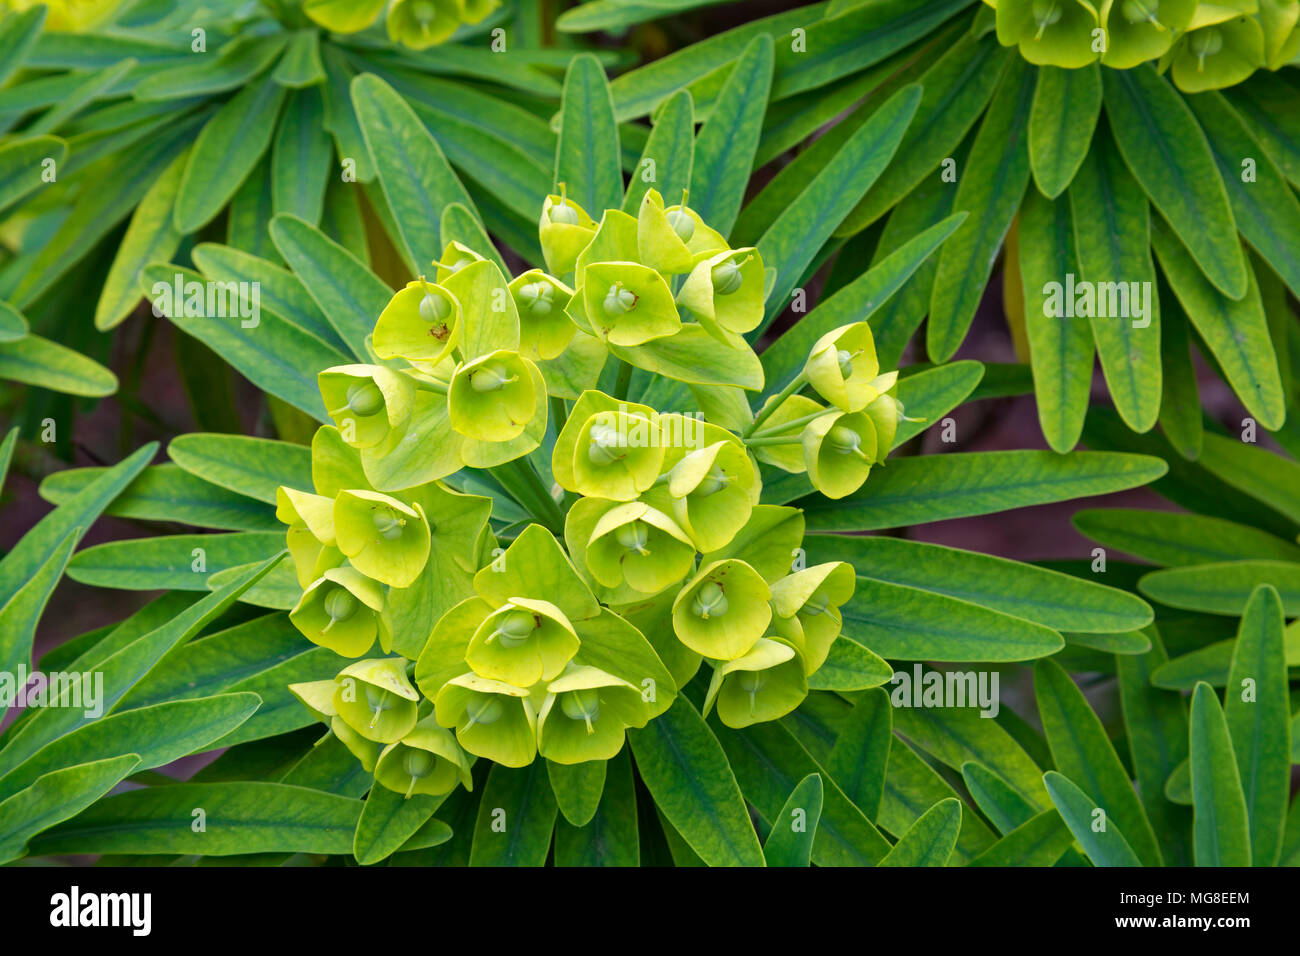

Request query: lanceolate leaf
[
  {"left": 763, "top": 773, "right": 823, "bottom": 867},
  {"left": 1101, "top": 64, "right": 1247, "bottom": 299},
  {"left": 553, "top": 748, "right": 639, "bottom": 866},
  {"left": 928, "top": 58, "right": 1035, "bottom": 361},
  {"left": 629, "top": 697, "right": 765, "bottom": 867},
  {"left": 1195, "top": 433, "right": 1300, "bottom": 526},
  {"left": 826, "top": 689, "right": 891, "bottom": 822},
  {"left": 1074, "top": 508, "right": 1300, "bottom": 567},
  {"left": 1139, "top": 561, "right": 1300, "bottom": 616},
  {"left": 798, "top": 450, "right": 1167, "bottom": 531},
  {"left": 1034, "top": 658, "right": 1164, "bottom": 865},
  {"left": 272, "top": 87, "right": 332, "bottom": 227},
  {"left": 1043, "top": 770, "right": 1143, "bottom": 867},
  {"left": 968, "top": 809, "right": 1076, "bottom": 866},
  {"left": 169, "top": 433, "right": 314, "bottom": 505},
  {"left": 806, "top": 534, "right": 1151, "bottom": 633},
  {"left": 1029, "top": 63, "right": 1101, "bottom": 199},
  {"left": 0, "top": 531, "right": 76, "bottom": 682},
  {"left": 0, "top": 334, "right": 117, "bottom": 397},
  {"left": 622, "top": 89, "right": 693, "bottom": 215},
  {"left": 0, "top": 755, "right": 141, "bottom": 865},
  {"left": 27, "top": 781, "right": 362, "bottom": 857},
  {"left": 67, "top": 532, "right": 284, "bottom": 592},
  {"left": 1067, "top": 124, "right": 1162, "bottom": 433},
  {"left": 352, "top": 73, "right": 475, "bottom": 272},
  {"left": 354, "top": 787, "right": 443, "bottom": 866},
  {"left": 1019, "top": 188, "right": 1093, "bottom": 452},
  {"left": 1224, "top": 585, "right": 1290, "bottom": 866},
  {"left": 1189, "top": 682, "right": 1252, "bottom": 866},
  {"left": 756, "top": 83, "right": 922, "bottom": 333},
  {"left": 877, "top": 797, "right": 961, "bottom": 866},
  {"left": 555, "top": 53, "right": 622, "bottom": 215},
  {"left": 468, "top": 760, "right": 558, "bottom": 867},
  {"left": 689, "top": 34, "right": 773, "bottom": 238},
  {"left": 547, "top": 758, "right": 606, "bottom": 828}
]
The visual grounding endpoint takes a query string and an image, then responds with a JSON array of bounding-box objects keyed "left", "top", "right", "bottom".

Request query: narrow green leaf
[
  {"left": 354, "top": 786, "right": 442, "bottom": 866},
  {"left": 0, "top": 6, "right": 46, "bottom": 90},
  {"left": 928, "top": 58, "right": 1034, "bottom": 361},
  {"left": 806, "top": 638, "right": 893, "bottom": 691},
  {"left": 0, "top": 531, "right": 76, "bottom": 680},
  {"left": 1043, "top": 770, "right": 1143, "bottom": 867},
  {"left": 553, "top": 747, "right": 639, "bottom": 866},
  {"left": 175, "top": 77, "right": 287, "bottom": 233},
  {"left": 169, "top": 433, "right": 313, "bottom": 505},
  {"left": 0, "top": 135, "right": 66, "bottom": 214},
  {"left": 1225, "top": 585, "right": 1291, "bottom": 866},
  {"left": 799, "top": 450, "right": 1167, "bottom": 531},
  {"left": 1196, "top": 433, "right": 1300, "bottom": 526},
  {"left": 878, "top": 797, "right": 961, "bottom": 866},
  {"left": 1101, "top": 64, "right": 1246, "bottom": 299},
  {"left": 1140, "top": 560, "right": 1300, "bottom": 616},
  {"left": 763, "top": 773, "right": 823, "bottom": 867},
  {"left": 826, "top": 688, "right": 891, "bottom": 822},
  {"left": 0, "top": 334, "right": 117, "bottom": 396},
  {"left": 352, "top": 73, "right": 475, "bottom": 271},
  {"left": 1029, "top": 63, "right": 1101, "bottom": 198},
  {"left": 1189, "top": 682, "right": 1253, "bottom": 866},
  {"left": 879, "top": 739, "right": 996, "bottom": 864},
  {"left": 1034, "top": 658, "right": 1163, "bottom": 865},
  {"left": 1157, "top": 286, "right": 1203, "bottom": 458},
  {"left": 689, "top": 34, "right": 772, "bottom": 237},
  {"left": 623, "top": 89, "right": 694, "bottom": 215},
  {"left": 0, "top": 755, "right": 140, "bottom": 864},
  {"left": 28, "top": 781, "right": 361, "bottom": 857},
  {"left": 1074, "top": 508, "right": 1300, "bottom": 567},
  {"left": 961, "top": 761, "right": 1038, "bottom": 833},
  {"left": 67, "top": 532, "right": 284, "bottom": 592},
  {"left": 134, "top": 34, "right": 287, "bottom": 100},
  {"left": 968, "top": 808, "right": 1076, "bottom": 866},
  {"left": 547, "top": 758, "right": 606, "bottom": 828},
  {"left": 555, "top": 53, "right": 622, "bottom": 215},
  {"left": 273, "top": 29, "right": 325, "bottom": 88},
  {"left": 629, "top": 697, "right": 765, "bottom": 866},
  {"left": 272, "top": 87, "right": 331, "bottom": 226},
  {"left": 1019, "top": 188, "right": 1093, "bottom": 451},
  {"left": 468, "top": 761, "right": 558, "bottom": 867},
  {"left": 1067, "top": 124, "right": 1162, "bottom": 433}
]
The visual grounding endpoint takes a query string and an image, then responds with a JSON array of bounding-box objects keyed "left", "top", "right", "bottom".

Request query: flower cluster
[
  {"left": 278, "top": 188, "right": 906, "bottom": 801},
  {"left": 303, "top": 0, "right": 499, "bottom": 50},
  {"left": 992, "top": 0, "right": 1298, "bottom": 89}
]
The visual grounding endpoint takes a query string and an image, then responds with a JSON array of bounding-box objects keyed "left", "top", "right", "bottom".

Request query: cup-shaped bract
[
  {"left": 435, "top": 240, "right": 486, "bottom": 283},
  {"left": 580, "top": 261, "right": 681, "bottom": 346},
  {"left": 671, "top": 559, "right": 772, "bottom": 660},
  {"left": 537, "top": 664, "right": 651, "bottom": 763},
  {"left": 585, "top": 500, "right": 696, "bottom": 594},
  {"left": 540, "top": 190, "right": 598, "bottom": 277},
  {"left": 333, "top": 489, "right": 431, "bottom": 588},
  {"left": 290, "top": 566, "right": 392, "bottom": 658},
  {"left": 448, "top": 349, "right": 543, "bottom": 442},
  {"left": 997, "top": 0, "right": 1102, "bottom": 67},
  {"left": 466, "top": 598, "right": 581, "bottom": 687},
  {"left": 373, "top": 278, "right": 462, "bottom": 365},
  {"left": 634, "top": 189, "right": 726, "bottom": 274},
  {"left": 434, "top": 672, "right": 538, "bottom": 767},
  {"left": 333, "top": 658, "right": 421, "bottom": 744},
  {"left": 802, "top": 410, "right": 878, "bottom": 499},
  {"left": 386, "top": 0, "right": 463, "bottom": 49},
  {"left": 507, "top": 270, "right": 576, "bottom": 360},
  {"left": 332, "top": 715, "right": 383, "bottom": 772},
  {"left": 860, "top": 390, "right": 904, "bottom": 462},
  {"left": 769, "top": 561, "right": 856, "bottom": 674},
  {"left": 1100, "top": 0, "right": 1197, "bottom": 67},
  {"left": 374, "top": 717, "right": 474, "bottom": 798},
  {"left": 676, "top": 248, "right": 765, "bottom": 344},
  {"left": 319, "top": 365, "right": 415, "bottom": 451},
  {"left": 1170, "top": 17, "right": 1265, "bottom": 91},
  {"left": 553, "top": 392, "right": 665, "bottom": 500},
  {"left": 703, "top": 638, "right": 808, "bottom": 728},
  {"left": 472, "top": 523, "right": 602, "bottom": 626},
  {"left": 666, "top": 439, "right": 758, "bottom": 553},
  {"left": 276, "top": 487, "right": 339, "bottom": 587},
  {"left": 805, "top": 323, "right": 882, "bottom": 413}
]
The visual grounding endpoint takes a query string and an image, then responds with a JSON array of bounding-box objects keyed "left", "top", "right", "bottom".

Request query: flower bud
[
  {"left": 290, "top": 566, "right": 392, "bottom": 658},
  {"left": 671, "top": 560, "right": 771, "bottom": 660},
  {"left": 433, "top": 672, "right": 538, "bottom": 767},
  {"left": 333, "top": 658, "right": 420, "bottom": 744},
  {"left": 554, "top": 395, "right": 665, "bottom": 500},
  {"left": 996, "top": 0, "right": 1101, "bottom": 68},
  {"left": 1101, "top": 0, "right": 1195, "bottom": 68},
  {"left": 665, "top": 439, "right": 758, "bottom": 552},
  {"left": 333, "top": 489, "right": 431, "bottom": 588},
  {"left": 1171, "top": 19, "right": 1262, "bottom": 91},
  {"left": 702, "top": 638, "right": 808, "bottom": 728}
]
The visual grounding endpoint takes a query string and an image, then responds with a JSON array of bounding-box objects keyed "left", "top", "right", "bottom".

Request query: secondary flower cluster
[
  {"left": 278, "top": 189, "right": 904, "bottom": 801},
  {"left": 992, "top": 0, "right": 1298, "bottom": 89},
  {"left": 303, "top": 0, "right": 499, "bottom": 50}
]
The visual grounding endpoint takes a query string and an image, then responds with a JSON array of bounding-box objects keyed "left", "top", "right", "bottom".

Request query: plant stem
[
  {"left": 488, "top": 457, "right": 564, "bottom": 534},
  {"left": 752, "top": 409, "right": 830, "bottom": 438},
  {"left": 743, "top": 435, "right": 804, "bottom": 448},
  {"left": 744, "top": 372, "right": 807, "bottom": 437},
  {"left": 613, "top": 359, "right": 634, "bottom": 401},
  {"left": 550, "top": 395, "right": 568, "bottom": 436}
]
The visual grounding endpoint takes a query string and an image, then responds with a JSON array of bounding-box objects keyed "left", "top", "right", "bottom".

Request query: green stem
[
  {"left": 744, "top": 435, "right": 805, "bottom": 448},
  {"left": 613, "top": 359, "right": 634, "bottom": 401},
  {"left": 752, "top": 409, "right": 830, "bottom": 438},
  {"left": 744, "top": 372, "right": 807, "bottom": 437},
  {"left": 488, "top": 457, "right": 565, "bottom": 534},
  {"left": 550, "top": 395, "right": 568, "bottom": 436}
]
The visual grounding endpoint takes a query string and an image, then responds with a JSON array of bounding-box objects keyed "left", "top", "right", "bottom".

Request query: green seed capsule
[
  {"left": 586, "top": 423, "right": 623, "bottom": 465},
  {"left": 1120, "top": 0, "right": 1160, "bottom": 26},
  {"left": 403, "top": 748, "right": 436, "bottom": 778},
  {"left": 693, "top": 581, "right": 729, "bottom": 619},
  {"left": 372, "top": 505, "right": 406, "bottom": 540},
  {"left": 827, "top": 425, "right": 862, "bottom": 455},
  {"left": 465, "top": 695, "right": 505, "bottom": 727},
  {"left": 469, "top": 361, "right": 514, "bottom": 393},
  {"left": 549, "top": 201, "right": 580, "bottom": 226},
  {"left": 346, "top": 382, "right": 385, "bottom": 417},
  {"left": 603, "top": 283, "right": 637, "bottom": 315},
  {"left": 518, "top": 281, "right": 554, "bottom": 314},
  {"left": 837, "top": 349, "right": 854, "bottom": 377},
  {"left": 615, "top": 520, "right": 650, "bottom": 554},
  {"left": 493, "top": 609, "right": 536, "bottom": 648},
  {"left": 365, "top": 686, "right": 398, "bottom": 728},
  {"left": 560, "top": 688, "right": 601, "bottom": 726},
  {"left": 322, "top": 586, "right": 359, "bottom": 626},
  {"left": 711, "top": 260, "right": 744, "bottom": 295},
  {"left": 1031, "top": 0, "right": 1062, "bottom": 38},
  {"left": 667, "top": 209, "right": 695, "bottom": 242},
  {"left": 694, "top": 465, "right": 730, "bottom": 498},
  {"left": 419, "top": 292, "right": 451, "bottom": 323},
  {"left": 1190, "top": 27, "right": 1223, "bottom": 62},
  {"left": 447, "top": 256, "right": 474, "bottom": 274}
]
